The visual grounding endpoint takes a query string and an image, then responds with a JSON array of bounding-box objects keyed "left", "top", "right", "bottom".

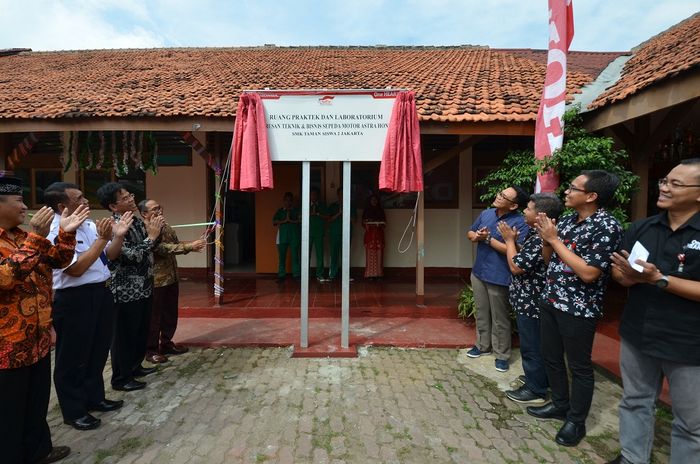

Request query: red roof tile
[
  {"left": 0, "top": 46, "right": 615, "bottom": 123},
  {"left": 501, "top": 49, "right": 629, "bottom": 80},
  {"left": 589, "top": 13, "right": 700, "bottom": 109}
]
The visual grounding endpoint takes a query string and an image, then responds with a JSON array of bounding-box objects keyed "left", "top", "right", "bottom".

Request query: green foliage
[
  {"left": 477, "top": 106, "right": 639, "bottom": 225},
  {"left": 457, "top": 284, "right": 476, "bottom": 320}
]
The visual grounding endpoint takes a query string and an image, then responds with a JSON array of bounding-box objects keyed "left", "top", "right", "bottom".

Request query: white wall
[
  {"left": 146, "top": 138, "right": 209, "bottom": 268},
  {"left": 39, "top": 137, "right": 481, "bottom": 271},
  {"left": 348, "top": 144, "right": 478, "bottom": 269}
]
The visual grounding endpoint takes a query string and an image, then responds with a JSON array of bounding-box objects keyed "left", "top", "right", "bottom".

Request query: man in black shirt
[
  {"left": 97, "top": 183, "right": 164, "bottom": 392},
  {"left": 608, "top": 159, "right": 700, "bottom": 464}
]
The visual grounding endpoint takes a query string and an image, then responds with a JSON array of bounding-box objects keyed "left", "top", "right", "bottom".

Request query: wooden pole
[
  {"left": 213, "top": 134, "right": 224, "bottom": 305},
  {"left": 416, "top": 191, "right": 425, "bottom": 306}
]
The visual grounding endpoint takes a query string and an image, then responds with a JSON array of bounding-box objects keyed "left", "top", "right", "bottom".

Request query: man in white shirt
[{"left": 45, "top": 183, "right": 132, "bottom": 431}]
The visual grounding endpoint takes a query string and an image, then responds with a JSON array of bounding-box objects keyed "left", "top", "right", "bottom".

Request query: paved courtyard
[{"left": 47, "top": 347, "right": 672, "bottom": 464}]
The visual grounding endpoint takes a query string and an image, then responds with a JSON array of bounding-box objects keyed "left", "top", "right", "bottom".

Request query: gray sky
[{"left": 0, "top": 1, "right": 698, "bottom": 52}]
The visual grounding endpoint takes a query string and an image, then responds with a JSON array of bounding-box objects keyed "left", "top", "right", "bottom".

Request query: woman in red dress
[{"left": 362, "top": 194, "right": 386, "bottom": 279}]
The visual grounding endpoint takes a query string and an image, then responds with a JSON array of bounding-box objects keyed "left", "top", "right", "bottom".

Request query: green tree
[{"left": 477, "top": 106, "right": 639, "bottom": 225}]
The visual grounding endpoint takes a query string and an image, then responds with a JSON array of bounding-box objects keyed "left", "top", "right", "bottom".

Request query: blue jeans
[
  {"left": 516, "top": 313, "right": 548, "bottom": 397},
  {"left": 619, "top": 339, "right": 700, "bottom": 464}
]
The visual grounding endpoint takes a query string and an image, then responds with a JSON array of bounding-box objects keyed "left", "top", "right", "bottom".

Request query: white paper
[{"left": 628, "top": 241, "right": 650, "bottom": 272}]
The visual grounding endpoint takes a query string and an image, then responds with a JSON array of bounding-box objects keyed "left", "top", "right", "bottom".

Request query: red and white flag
[{"left": 534, "top": 0, "right": 574, "bottom": 193}]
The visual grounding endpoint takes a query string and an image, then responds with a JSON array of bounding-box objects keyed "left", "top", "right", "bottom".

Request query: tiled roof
[
  {"left": 0, "top": 46, "right": 616, "bottom": 123},
  {"left": 589, "top": 13, "right": 700, "bottom": 109},
  {"left": 501, "top": 49, "right": 629, "bottom": 80}
]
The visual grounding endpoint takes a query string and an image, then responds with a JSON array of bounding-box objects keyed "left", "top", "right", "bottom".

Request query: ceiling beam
[{"left": 423, "top": 135, "right": 485, "bottom": 173}]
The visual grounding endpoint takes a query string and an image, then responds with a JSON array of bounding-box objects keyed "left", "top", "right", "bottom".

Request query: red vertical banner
[{"left": 534, "top": 0, "right": 574, "bottom": 193}]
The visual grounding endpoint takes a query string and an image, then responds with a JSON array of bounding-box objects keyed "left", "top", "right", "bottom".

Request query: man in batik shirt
[
  {"left": 97, "top": 182, "right": 164, "bottom": 392},
  {"left": 138, "top": 199, "right": 205, "bottom": 363},
  {"left": 0, "top": 175, "right": 88, "bottom": 464},
  {"left": 498, "top": 193, "right": 563, "bottom": 405},
  {"left": 528, "top": 170, "right": 622, "bottom": 448}
]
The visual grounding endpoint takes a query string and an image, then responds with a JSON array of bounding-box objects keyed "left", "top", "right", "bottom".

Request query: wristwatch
[
  {"left": 654, "top": 274, "right": 670, "bottom": 289},
  {"left": 484, "top": 234, "right": 492, "bottom": 245}
]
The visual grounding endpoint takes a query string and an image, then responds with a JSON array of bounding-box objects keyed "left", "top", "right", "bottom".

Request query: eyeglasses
[
  {"left": 117, "top": 193, "right": 135, "bottom": 202},
  {"left": 497, "top": 191, "right": 517, "bottom": 204},
  {"left": 565, "top": 184, "right": 587, "bottom": 193},
  {"left": 658, "top": 178, "right": 700, "bottom": 189}
]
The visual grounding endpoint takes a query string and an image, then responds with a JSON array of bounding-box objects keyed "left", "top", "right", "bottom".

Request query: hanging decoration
[
  {"left": 180, "top": 131, "right": 219, "bottom": 171},
  {"left": 97, "top": 131, "right": 106, "bottom": 169},
  {"left": 59, "top": 132, "right": 69, "bottom": 171},
  {"left": 111, "top": 131, "right": 118, "bottom": 173},
  {"left": 7, "top": 132, "right": 43, "bottom": 169},
  {"left": 121, "top": 131, "right": 129, "bottom": 176},
  {"left": 57, "top": 131, "right": 159, "bottom": 175}
]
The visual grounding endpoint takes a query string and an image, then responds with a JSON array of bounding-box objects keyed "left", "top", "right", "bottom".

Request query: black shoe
[
  {"left": 36, "top": 446, "right": 71, "bottom": 464},
  {"left": 505, "top": 385, "right": 547, "bottom": 405},
  {"left": 133, "top": 365, "right": 157, "bottom": 377},
  {"left": 112, "top": 380, "right": 146, "bottom": 391},
  {"left": 555, "top": 420, "right": 586, "bottom": 447},
  {"left": 89, "top": 399, "right": 124, "bottom": 412},
  {"left": 64, "top": 413, "right": 101, "bottom": 431},
  {"left": 606, "top": 455, "right": 632, "bottom": 464},
  {"left": 527, "top": 402, "right": 568, "bottom": 420},
  {"left": 162, "top": 344, "right": 189, "bottom": 355}
]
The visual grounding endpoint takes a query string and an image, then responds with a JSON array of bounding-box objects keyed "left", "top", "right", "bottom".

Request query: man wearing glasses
[
  {"left": 608, "top": 159, "right": 700, "bottom": 464},
  {"left": 528, "top": 170, "right": 622, "bottom": 447},
  {"left": 138, "top": 199, "right": 205, "bottom": 364},
  {"left": 96, "top": 183, "right": 165, "bottom": 392},
  {"left": 466, "top": 186, "right": 530, "bottom": 373}
]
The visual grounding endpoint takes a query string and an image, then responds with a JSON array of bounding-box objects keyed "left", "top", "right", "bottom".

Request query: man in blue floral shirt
[
  {"left": 498, "top": 193, "right": 563, "bottom": 405},
  {"left": 527, "top": 170, "right": 622, "bottom": 448}
]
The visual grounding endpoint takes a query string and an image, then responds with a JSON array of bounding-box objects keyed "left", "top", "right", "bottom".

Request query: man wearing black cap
[{"left": 0, "top": 175, "right": 89, "bottom": 464}]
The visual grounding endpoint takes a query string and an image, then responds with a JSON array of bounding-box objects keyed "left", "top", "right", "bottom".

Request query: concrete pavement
[{"left": 47, "top": 347, "right": 672, "bottom": 463}]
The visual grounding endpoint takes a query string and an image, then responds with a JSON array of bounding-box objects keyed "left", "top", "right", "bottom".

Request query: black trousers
[
  {"left": 0, "top": 355, "right": 53, "bottom": 464},
  {"left": 540, "top": 302, "right": 597, "bottom": 424},
  {"left": 147, "top": 283, "right": 179, "bottom": 355},
  {"left": 111, "top": 296, "right": 152, "bottom": 387},
  {"left": 53, "top": 282, "right": 115, "bottom": 420}
]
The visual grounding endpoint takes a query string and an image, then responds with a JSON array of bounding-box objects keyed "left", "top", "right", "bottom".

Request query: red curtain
[
  {"left": 229, "top": 93, "right": 274, "bottom": 191},
  {"left": 379, "top": 91, "right": 423, "bottom": 193}
]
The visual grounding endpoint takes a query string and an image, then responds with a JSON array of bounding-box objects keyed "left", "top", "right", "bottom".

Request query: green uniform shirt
[
  {"left": 273, "top": 207, "right": 301, "bottom": 244},
  {"left": 327, "top": 202, "right": 356, "bottom": 237},
  {"left": 310, "top": 201, "right": 327, "bottom": 237}
]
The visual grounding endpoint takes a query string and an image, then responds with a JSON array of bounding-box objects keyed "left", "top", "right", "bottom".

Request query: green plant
[
  {"left": 457, "top": 282, "right": 518, "bottom": 332},
  {"left": 457, "top": 284, "right": 476, "bottom": 320},
  {"left": 477, "top": 106, "right": 639, "bottom": 225}
]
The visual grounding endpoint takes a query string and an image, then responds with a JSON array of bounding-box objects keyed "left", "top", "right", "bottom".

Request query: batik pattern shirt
[
  {"left": 509, "top": 229, "right": 546, "bottom": 319},
  {"left": 542, "top": 209, "right": 622, "bottom": 318},
  {"left": 153, "top": 224, "right": 192, "bottom": 288},
  {"left": 109, "top": 213, "right": 155, "bottom": 303},
  {"left": 0, "top": 227, "right": 76, "bottom": 369}
]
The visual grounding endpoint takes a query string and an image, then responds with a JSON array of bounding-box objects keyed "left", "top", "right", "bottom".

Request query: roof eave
[{"left": 583, "top": 69, "right": 700, "bottom": 132}]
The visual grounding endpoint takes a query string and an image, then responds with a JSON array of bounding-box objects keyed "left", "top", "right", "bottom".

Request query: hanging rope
[{"left": 397, "top": 192, "right": 420, "bottom": 254}]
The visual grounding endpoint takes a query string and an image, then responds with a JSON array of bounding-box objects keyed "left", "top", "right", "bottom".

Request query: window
[{"left": 12, "top": 168, "right": 63, "bottom": 208}]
